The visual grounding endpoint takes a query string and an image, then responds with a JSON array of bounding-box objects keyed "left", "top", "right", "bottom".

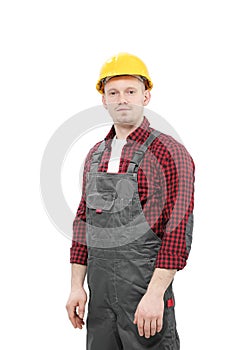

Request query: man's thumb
[{"left": 78, "top": 303, "right": 85, "bottom": 319}]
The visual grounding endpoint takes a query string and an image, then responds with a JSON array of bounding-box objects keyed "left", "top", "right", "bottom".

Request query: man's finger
[
  {"left": 144, "top": 319, "right": 151, "bottom": 338},
  {"left": 75, "top": 315, "right": 85, "bottom": 329},
  {"left": 150, "top": 318, "right": 157, "bottom": 336},
  {"left": 137, "top": 316, "right": 144, "bottom": 337},
  {"left": 156, "top": 316, "right": 163, "bottom": 333},
  {"left": 68, "top": 306, "right": 78, "bottom": 328}
]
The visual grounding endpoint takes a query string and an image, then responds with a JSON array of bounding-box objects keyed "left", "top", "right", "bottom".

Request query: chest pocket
[
  {"left": 86, "top": 190, "right": 134, "bottom": 230},
  {"left": 86, "top": 192, "right": 117, "bottom": 229}
]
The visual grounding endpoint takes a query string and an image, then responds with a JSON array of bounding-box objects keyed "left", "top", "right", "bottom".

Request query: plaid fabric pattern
[{"left": 70, "top": 116, "right": 195, "bottom": 270}]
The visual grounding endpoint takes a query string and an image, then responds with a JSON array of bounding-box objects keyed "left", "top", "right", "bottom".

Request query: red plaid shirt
[{"left": 70, "top": 116, "right": 195, "bottom": 270}]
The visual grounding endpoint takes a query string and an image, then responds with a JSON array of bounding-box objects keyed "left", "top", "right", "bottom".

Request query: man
[{"left": 66, "top": 53, "right": 195, "bottom": 349}]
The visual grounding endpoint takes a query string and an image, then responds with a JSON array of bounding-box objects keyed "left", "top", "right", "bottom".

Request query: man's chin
[
  {"left": 114, "top": 119, "right": 136, "bottom": 127},
  {"left": 114, "top": 112, "right": 133, "bottom": 122}
]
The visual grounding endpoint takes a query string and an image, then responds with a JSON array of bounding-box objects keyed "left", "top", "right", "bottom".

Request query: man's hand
[
  {"left": 133, "top": 289, "right": 164, "bottom": 338},
  {"left": 66, "top": 287, "right": 87, "bottom": 329},
  {"left": 133, "top": 268, "right": 177, "bottom": 338}
]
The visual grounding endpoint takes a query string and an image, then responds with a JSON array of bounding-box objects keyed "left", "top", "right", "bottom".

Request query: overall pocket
[{"left": 86, "top": 192, "right": 116, "bottom": 242}]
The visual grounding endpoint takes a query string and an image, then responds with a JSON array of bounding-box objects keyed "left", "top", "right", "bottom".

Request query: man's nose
[{"left": 118, "top": 92, "right": 128, "bottom": 104}]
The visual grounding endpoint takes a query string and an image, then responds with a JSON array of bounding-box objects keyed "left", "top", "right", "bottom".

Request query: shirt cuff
[
  {"left": 155, "top": 252, "right": 187, "bottom": 270},
  {"left": 70, "top": 244, "right": 88, "bottom": 265}
]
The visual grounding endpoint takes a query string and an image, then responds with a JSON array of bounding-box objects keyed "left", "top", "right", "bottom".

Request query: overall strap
[
  {"left": 127, "top": 129, "right": 161, "bottom": 174},
  {"left": 89, "top": 140, "right": 106, "bottom": 172}
]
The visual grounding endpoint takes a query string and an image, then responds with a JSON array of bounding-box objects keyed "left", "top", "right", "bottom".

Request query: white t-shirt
[{"left": 107, "top": 135, "right": 127, "bottom": 173}]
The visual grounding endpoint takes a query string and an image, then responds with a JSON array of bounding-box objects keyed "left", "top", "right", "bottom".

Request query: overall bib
[{"left": 85, "top": 130, "right": 180, "bottom": 350}]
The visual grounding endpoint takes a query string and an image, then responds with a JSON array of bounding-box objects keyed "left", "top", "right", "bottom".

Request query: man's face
[{"left": 102, "top": 76, "right": 151, "bottom": 126}]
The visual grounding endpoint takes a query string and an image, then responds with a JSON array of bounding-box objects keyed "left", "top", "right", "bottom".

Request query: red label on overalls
[
  {"left": 96, "top": 208, "right": 102, "bottom": 214},
  {"left": 167, "top": 298, "right": 174, "bottom": 308}
]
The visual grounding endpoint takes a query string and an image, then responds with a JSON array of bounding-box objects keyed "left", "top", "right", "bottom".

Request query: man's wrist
[
  {"left": 70, "top": 263, "right": 87, "bottom": 291},
  {"left": 146, "top": 283, "right": 165, "bottom": 298},
  {"left": 146, "top": 268, "right": 177, "bottom": 297},
  {"left": 71, "top": 285, "right": 84, "bottom": 292}
]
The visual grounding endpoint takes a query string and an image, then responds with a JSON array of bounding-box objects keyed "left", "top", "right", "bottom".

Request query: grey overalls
[{"left": 85, "top": 130, "right": 180, "bottom": 350}]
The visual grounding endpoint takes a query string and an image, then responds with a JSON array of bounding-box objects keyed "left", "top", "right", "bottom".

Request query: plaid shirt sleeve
[
  {"left": 70, "top": 144, "right": 100, "bottom": 265},
  {"left": 155, "top": 138, "right": 195, "bottom": 270}
]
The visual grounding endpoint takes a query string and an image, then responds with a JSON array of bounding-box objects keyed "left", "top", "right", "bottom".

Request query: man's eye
[
  {"left": 129, "top": 90, "right": 135, "bottom": 94},
  {"left": 109, "top": 92, "right": 116, "bottom": 95}
]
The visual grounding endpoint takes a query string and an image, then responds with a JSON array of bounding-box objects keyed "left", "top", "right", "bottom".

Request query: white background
[{"left": 1, "top": 1, "right": 232, "bottom": 349}]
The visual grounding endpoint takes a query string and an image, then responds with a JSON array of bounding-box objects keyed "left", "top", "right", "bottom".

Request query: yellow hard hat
[{"left": 96, "top": 52, "right": 153, "bottom": 94}]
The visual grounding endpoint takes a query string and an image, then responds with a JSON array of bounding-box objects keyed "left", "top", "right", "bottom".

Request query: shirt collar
[{"left": 104, "top": 116, "right": 151, "bottom": 147}]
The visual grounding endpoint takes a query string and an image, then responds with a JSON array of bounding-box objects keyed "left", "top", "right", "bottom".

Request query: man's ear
[
  {"left": 102, "top": 95, "right": 108, "bottom": 110},
  {"left": 143, "top": 90, "right": 151, "bottom": 106}
]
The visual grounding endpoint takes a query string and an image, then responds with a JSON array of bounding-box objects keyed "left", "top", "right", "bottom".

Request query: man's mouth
[{"left": 116, "top": 107, "right": 131, "bottom": 111}]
